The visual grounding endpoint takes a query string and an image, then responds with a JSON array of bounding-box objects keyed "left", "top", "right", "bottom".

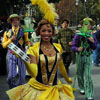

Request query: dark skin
[
  {"left": 29, "top": 24, "right": 56, "bottom": 64},
  {"left": 40, "top": 24, "right": 56, "bottom": 56}
]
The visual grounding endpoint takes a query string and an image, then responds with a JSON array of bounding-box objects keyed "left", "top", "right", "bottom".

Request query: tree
[
  {"left": 0, "top": 0, "right": 31, "bottom": 17},
  {"left": 55, "top": 0, "right": 76, "bottom": 26},
  {"left": 79, "top": 0, "right": 100, "bottom": 24}
]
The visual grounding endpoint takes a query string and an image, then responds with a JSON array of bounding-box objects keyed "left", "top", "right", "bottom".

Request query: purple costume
[
  {"left": 7, "top": 28, "right": 26, "bottom": 88},
  {"left": 72, "top": 34, "right": 97, "bottom": 52},
  {"left": 72, "top": 34, "right": 97, "bottom": 99}
]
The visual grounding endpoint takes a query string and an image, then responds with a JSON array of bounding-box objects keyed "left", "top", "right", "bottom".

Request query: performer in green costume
[{"left": 72, "top": 18, "right": 97, "bottom": 100}]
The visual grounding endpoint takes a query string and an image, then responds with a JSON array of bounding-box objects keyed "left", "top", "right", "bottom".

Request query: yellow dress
[{"left": 6, "top": 42, "right": 75, "bottom": 100}]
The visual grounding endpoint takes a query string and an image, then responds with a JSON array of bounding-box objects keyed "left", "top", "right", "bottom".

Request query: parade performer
[
  {"left": 92, "top": 24, "right": 100, "bottom": 67},
  {"left": 72, "top": 17, "right": 97, "bottom": 100},
  {"left": 2, "top": 14, "right": 30, "bottom": 89},
  {"left": 6, "top": 0, "right": 75, "bottom": 100},
  {"left": 6, "top": 18, "right": 74, "bottom": 100}
]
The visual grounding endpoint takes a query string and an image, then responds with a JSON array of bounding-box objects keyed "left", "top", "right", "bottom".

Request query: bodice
[{"left": 36, "top": 51, "right": 61, "bottom": 86}]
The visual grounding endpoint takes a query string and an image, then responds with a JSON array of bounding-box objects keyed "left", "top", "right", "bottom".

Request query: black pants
[{"left": 62, "top": 52, "right": 72, "bottom": 72}]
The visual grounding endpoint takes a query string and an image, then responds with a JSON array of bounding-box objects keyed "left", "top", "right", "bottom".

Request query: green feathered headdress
[{"left": 80, "top": 17, "right": 95, "bottom": 26}]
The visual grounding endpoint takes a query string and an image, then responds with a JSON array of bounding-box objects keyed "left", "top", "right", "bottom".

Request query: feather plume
[{"left": 31, "top": 0, "right": 58, "bottom": 24}]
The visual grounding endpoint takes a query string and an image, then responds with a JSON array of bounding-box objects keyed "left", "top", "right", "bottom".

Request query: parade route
[{"left": 0, "top": 63, "right": 100, "bottom": 100}]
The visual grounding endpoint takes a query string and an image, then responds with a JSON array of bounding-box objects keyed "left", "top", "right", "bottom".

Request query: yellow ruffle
[
  {"left": 6, "top": 78, "right": 75, "bottom": 100},
  {"left": 29, "top": 78, "right": 75, "bottom": 100}
]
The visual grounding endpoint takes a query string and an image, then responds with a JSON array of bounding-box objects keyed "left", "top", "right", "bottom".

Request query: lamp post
[
  {"left": 84, "top": 0, "right": 87, "bottom": 17},
  {"left": 70, "top": 9, "right": 72, "bottom": 26},
  {"left": 76, "top": 0, "right": 79, "bottom": 29}
]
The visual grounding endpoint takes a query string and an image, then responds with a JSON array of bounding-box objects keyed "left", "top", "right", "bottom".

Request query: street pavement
[
  {"left": 61, "top": 63, "right": 100, "bottom": 100},
  {"left": 0, "top": 63, "right": 100, "bottom": 100}
]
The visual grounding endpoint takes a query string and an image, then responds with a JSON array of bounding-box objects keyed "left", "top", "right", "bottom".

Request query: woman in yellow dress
[{"left": 6, "top": 19, "right": 75, "bottom": 100}]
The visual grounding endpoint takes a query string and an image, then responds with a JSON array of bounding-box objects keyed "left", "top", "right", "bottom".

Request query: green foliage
[
  {"left": 32, "top": 6, "right": 44, "bottom": 23},
  {"left": 79, "top": 0, "right": 100, "bottom": 24}
]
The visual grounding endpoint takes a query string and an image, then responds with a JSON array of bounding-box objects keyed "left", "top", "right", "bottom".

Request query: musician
[
  {"left": 72, "top": 18, "right": 97, "bottom": 100},
  {"left": 2, "top": 14, "right": 30, "bottom": 89}
]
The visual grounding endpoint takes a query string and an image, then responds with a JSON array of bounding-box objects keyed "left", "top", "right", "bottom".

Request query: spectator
[
  {"left": 55, "top": 19, "right": 75, "bottom": 73},
  {"left": 93, "top": 24, "right": 100, "bottom": 67}
]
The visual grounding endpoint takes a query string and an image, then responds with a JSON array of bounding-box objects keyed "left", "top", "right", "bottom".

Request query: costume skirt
[{"left": 6, "top": 78, "right": 75, "bottom": 100}]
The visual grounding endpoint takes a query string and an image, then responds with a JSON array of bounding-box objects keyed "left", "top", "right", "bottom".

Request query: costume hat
[
  {"left": 7, "top": 14, "right": 21, "bottom": 23},
  {"left": 80, "top": 17, "right": 95, "bottom": 25}
]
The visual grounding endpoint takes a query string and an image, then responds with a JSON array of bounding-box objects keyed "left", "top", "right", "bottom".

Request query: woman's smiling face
[{"left": 40, "top": 24, "right": 53, "bottom": 42}]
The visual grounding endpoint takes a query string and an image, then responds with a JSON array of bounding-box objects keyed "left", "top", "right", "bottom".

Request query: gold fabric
[
  {"left": 39, "top": 54, "right": 48, "bottom": 84},
  {"left": 2, "top": 26, "right": 29, "bottom": 48},
  {"left": 27, "top": 42, "right": 72, "bottom": 84},
  {"left": 48, "top": 53, "right": 60, "bottom": 85},
  {"left": 24, "top": 62, "right": 38, "bottom": 78},
  {"left": 6, "top": 78, "right": 75, "bottom": 100},
  {"left": 6, "top": 42, "right": 75, "bottom": 100},
  {"left": 39, "top": 53, "right": 61, "bottom": 85},
  {"left": 12, "top": 26, "right": 19, "bottom": 36},
  {"left": 48, "top": 55, "right": 55, "bottom": 72},
  {"left": 18, "top": 37, "right": 24, "bottom": 46},
  {"left": 27, "top": 42, "right": 63, "bottom": 62}
]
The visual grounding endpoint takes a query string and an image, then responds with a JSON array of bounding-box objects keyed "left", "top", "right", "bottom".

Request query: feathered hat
[{"left": 31, "top": 0, "right": 58, "bottom": 24}]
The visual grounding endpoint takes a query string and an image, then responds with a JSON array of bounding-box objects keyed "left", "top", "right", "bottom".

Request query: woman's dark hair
[{"left": 36, "top": 19, "right": 55, "bottom": 36}]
